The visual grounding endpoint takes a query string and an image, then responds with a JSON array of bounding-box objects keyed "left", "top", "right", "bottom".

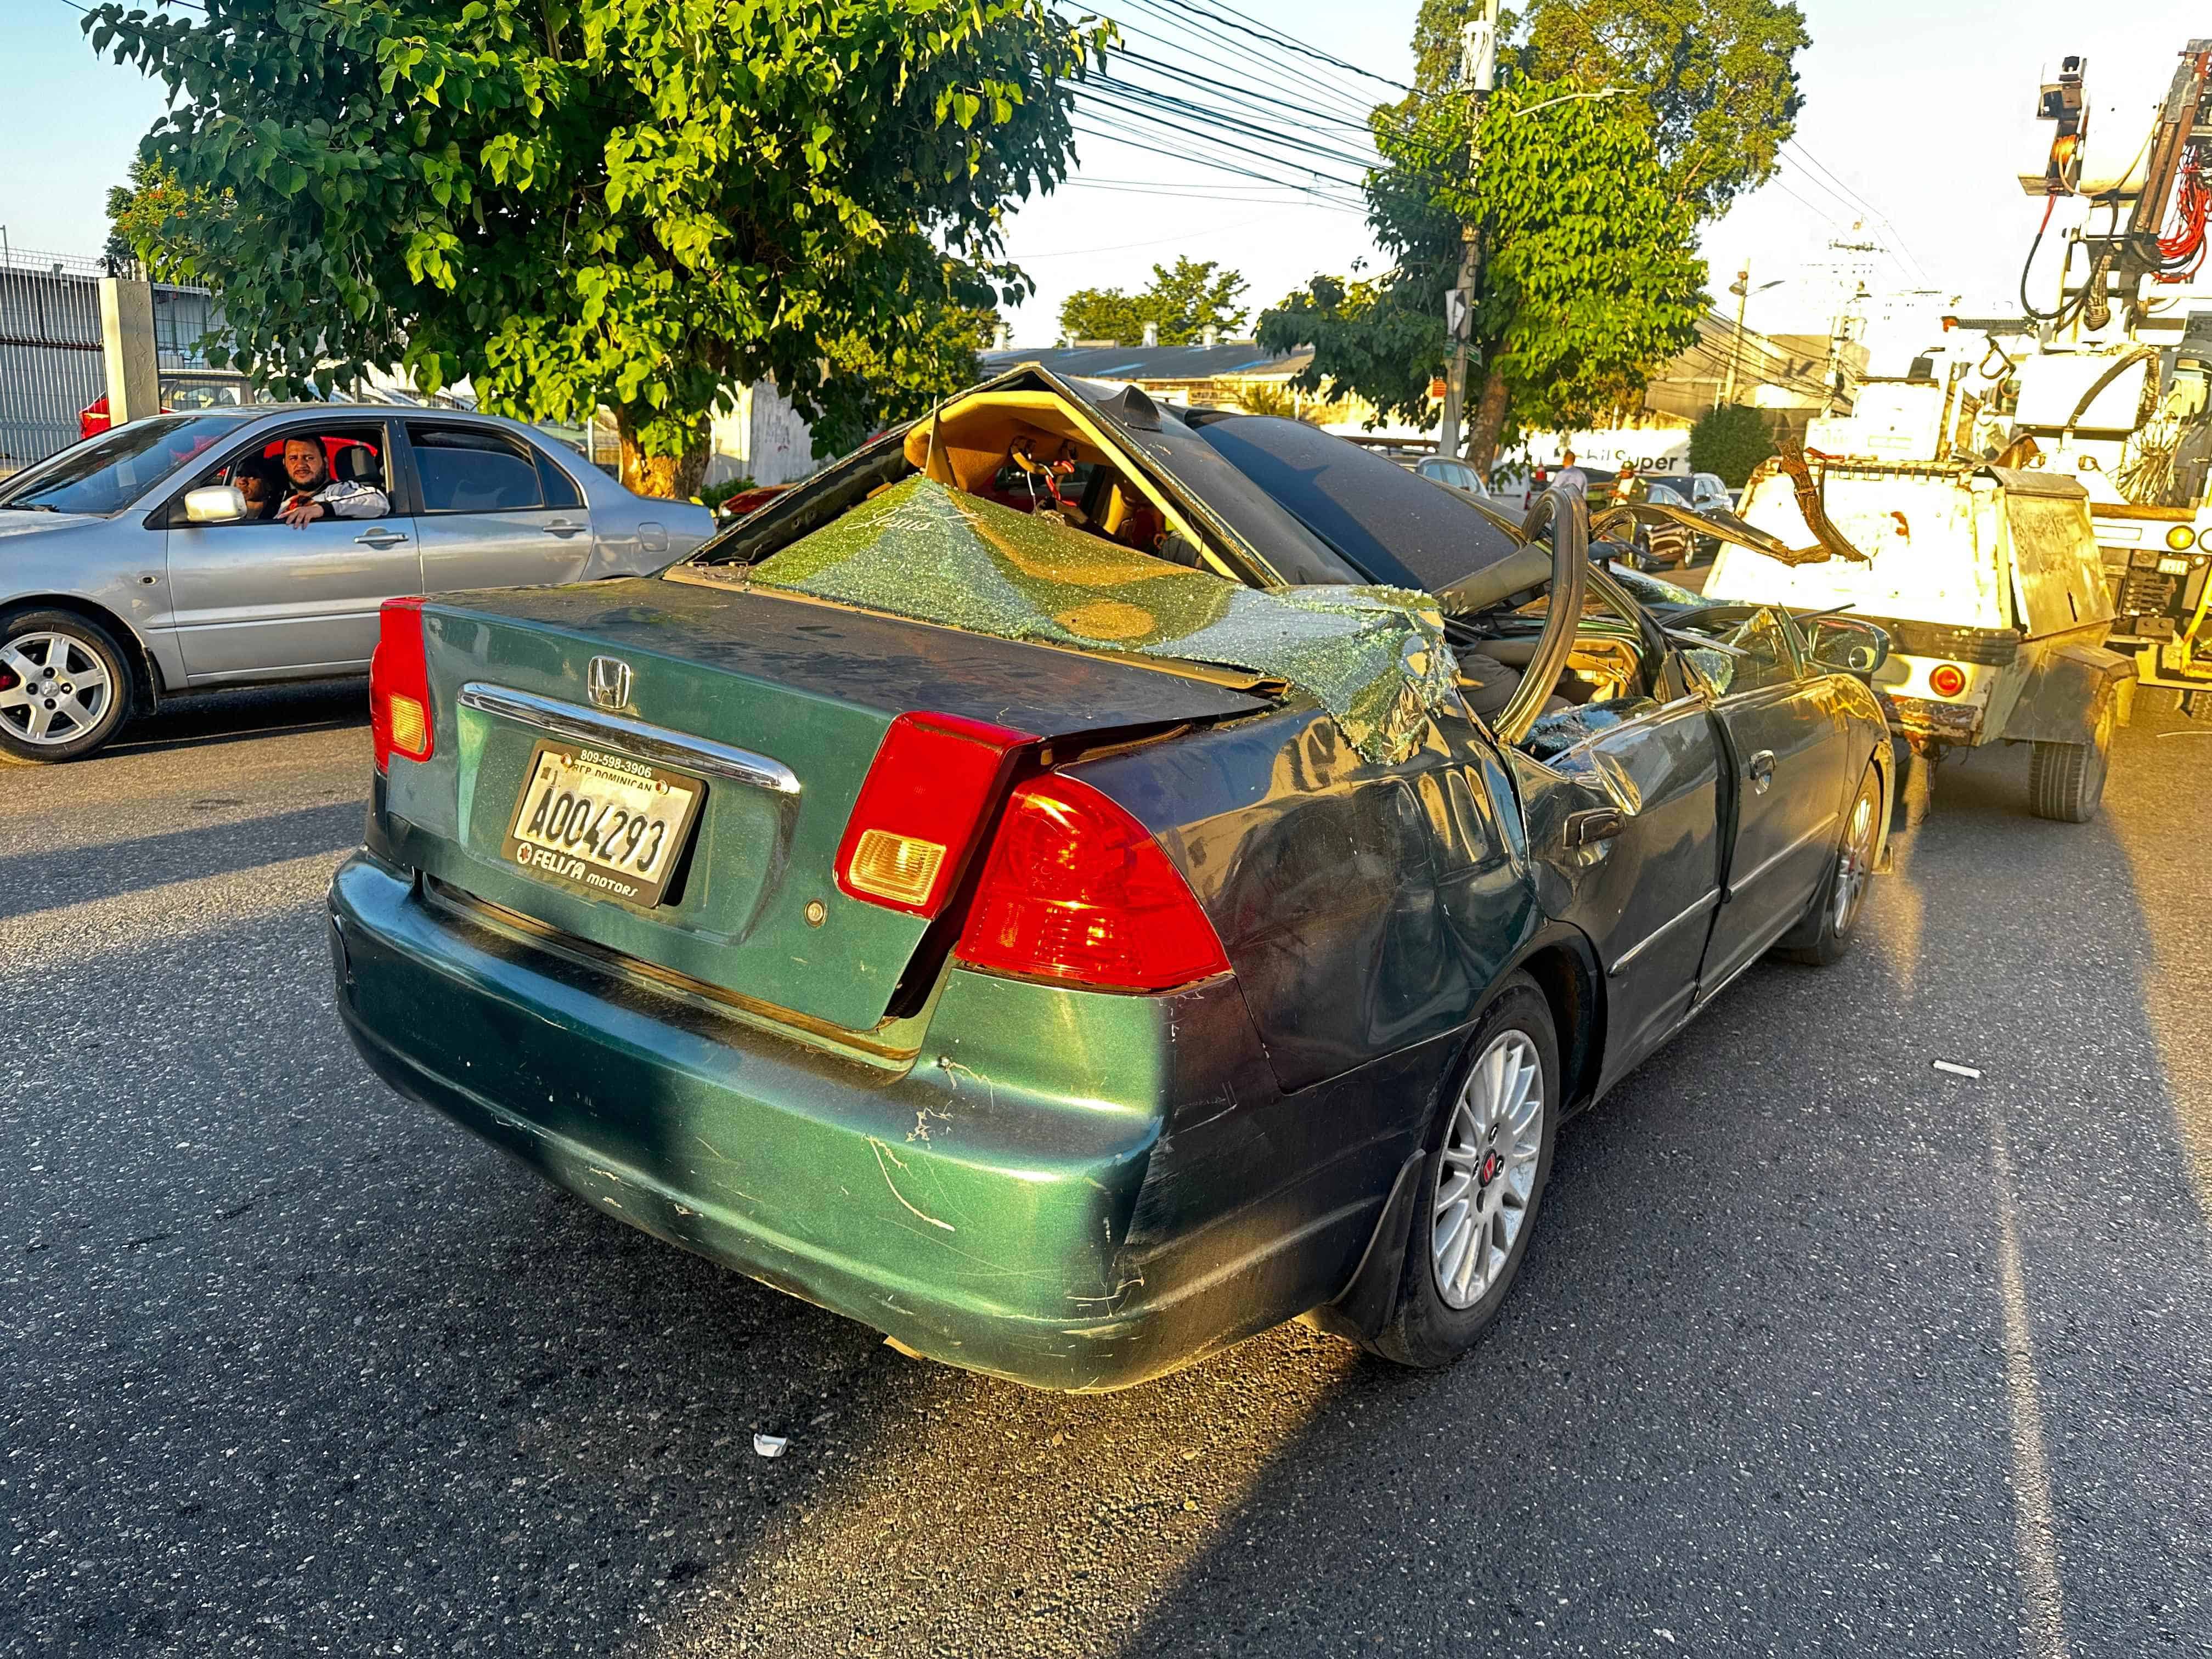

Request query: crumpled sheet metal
[{"left": 747, "top": 475, "right": 1458, "bottom": 763}]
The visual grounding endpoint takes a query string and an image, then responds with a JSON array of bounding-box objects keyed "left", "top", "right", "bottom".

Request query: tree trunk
[
  {"left": 613, "top": 405, "right": 710, "bottom": 500},
  {"left": 1465, "top": 370, "right": 1511, "bottom": 474}
]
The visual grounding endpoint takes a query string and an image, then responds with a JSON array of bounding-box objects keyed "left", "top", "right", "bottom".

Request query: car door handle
[
  {"left": 543, "top": 519, "right": 589, "bottom": 539},
  {"left": 354, "top": 528, "right": 410, "bottom": 549},
  {"left": 1747, "top": 750, "right": 1776, "bottom": 793},
  {"left": 1565, "top": 806, "right": 1625, "bottom": 848}
]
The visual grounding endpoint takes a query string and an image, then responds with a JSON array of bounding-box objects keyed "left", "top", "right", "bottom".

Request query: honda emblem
[{"left": 586, "top": 656, "right": 633, "bottom": 712}]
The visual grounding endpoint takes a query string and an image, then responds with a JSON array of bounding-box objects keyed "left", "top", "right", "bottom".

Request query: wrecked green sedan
[{"left": 328, "top": 367, "right": 1893, "bottom": 1389}]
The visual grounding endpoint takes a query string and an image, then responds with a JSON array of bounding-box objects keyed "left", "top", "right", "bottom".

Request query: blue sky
[{"left": 6, "top": 1, "right": 2208, "bottom": 345}]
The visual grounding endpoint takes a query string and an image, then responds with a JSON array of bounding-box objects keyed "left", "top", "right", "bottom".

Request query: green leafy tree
[
  {"left": 1689, "top": 402, "right": 1776, "bottom": 487},
  {"left": 1058, "top": 287, "right": 1153, "bottom": 346},
  {"left": 1262, "top": 75, "right": 1706, "bottom": 464},
  {"left": 83, "top": 0, "right": 1109, "bottom": 496},
  {"left": 103, "top": 156, "right": 225, "bottom": 279},
  {"left": 815, "top": 301, "right": 1002, "bottom": 457},
  {"left": 1258, "top": 273, "right": 1444, "bottom": 430},
  {"left": 1059, "top": 256, "right": 1249, "bottom": 345},
  {"left": 1412, "top": 0, "right": 1809, "bottom": 213}
]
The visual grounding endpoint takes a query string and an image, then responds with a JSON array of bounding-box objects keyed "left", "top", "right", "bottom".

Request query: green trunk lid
[{"left": 393, "top": 578, "right": 1268, "bottom": 1036}]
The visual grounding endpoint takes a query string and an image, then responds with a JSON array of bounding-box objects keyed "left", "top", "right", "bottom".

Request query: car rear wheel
[
  {"left": 0, "top": 609, "right": 133, "bottom": 764},
  {"left": 1780, "top": 761, "right": 1883, "bottom": 966},
  {"left": 2026, "top": 694, "right": 2114, "bottom": 823},
  {"left": 1367, "top": 975, "right": 1559, "bottom": 1370}
]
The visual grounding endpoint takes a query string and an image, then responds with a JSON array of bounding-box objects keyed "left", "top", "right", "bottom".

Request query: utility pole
[
  {"left": 1435, "top": 0, "right": 1498, "bottom": 460},
  {"left": 1718, "top": 266, "right": 1751, "bottom": 409}
]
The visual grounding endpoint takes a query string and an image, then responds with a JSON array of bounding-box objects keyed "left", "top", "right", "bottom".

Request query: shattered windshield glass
[{"left": 745, "top": 475, "right": 1458, "bottom": 764}]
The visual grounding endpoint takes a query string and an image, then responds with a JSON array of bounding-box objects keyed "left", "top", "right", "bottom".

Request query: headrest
[{"left": 334, "top": 444, "right": 380, "bottom": 483}]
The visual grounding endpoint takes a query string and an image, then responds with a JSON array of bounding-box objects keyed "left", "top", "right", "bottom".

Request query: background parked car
[
  {"left": 0, "top": 407, "right": 714, "bottom": 763},
  {"left": 1413, "top": 454, "right": 1500, "bottom": 503}
]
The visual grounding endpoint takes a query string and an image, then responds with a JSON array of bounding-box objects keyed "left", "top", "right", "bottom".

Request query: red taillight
[
  {"left": 834, "top": 712, "right": 1035, "bottom": 917},
  {"left": 955, "top": 776, "right": 1231, "bottom": 992},
  {"left": 1928, "top": 663, "right": 1967, "bottom": 698},
  {"left": 370, "top": 596, "right": 433, "bottom": 773}
]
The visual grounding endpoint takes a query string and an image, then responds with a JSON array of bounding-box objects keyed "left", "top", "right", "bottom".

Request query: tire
[
  {"left": 0, "top": 608, "right": 134, "bottom": 764},
  {"left": 2026, "top": 693, "right": 2115, "bottom": 823},
  {"left": 2136, "top": 685, "right": 2184, "bottom": 718},
  {"left": 1780, "top": 761, "right": 1883, "bottom": 966},
  {"left": 1367, "top": 974, "right": 1560, "bottom": 1370}
]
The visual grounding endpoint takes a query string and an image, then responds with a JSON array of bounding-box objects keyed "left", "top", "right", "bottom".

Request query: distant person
[
  {"left": 275, "top": 436, "right": 388, "bottom": 527},
  {"left": 1552, "top": 450, "right": 1589, "bottom": 499},
  {"left": 235, "top": 458, "right": 283, "bottom": 521},
  {"left": 1607, "top": 461, "right": 1641, "bottom": 506}
]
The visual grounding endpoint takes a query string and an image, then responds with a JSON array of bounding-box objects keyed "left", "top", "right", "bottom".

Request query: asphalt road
[{"left": 3, "top": 682, "right": 2208, "bottom": 1659}]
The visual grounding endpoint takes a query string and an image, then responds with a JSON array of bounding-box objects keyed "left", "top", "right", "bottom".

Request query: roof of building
[{"left": 980, "top": 342, "right": 1313, "bottom": 382}]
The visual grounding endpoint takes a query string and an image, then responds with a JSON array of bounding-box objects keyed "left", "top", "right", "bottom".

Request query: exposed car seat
[{"left": 333, "top": 444, "right": 384, "bottom": 488}]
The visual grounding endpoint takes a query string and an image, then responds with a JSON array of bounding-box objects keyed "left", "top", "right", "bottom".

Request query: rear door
[
  {"left": 165, "top": 418, "right": 416, "bottom": 679},
  {"left": 1688, "top": 607, "right": 1850, "bottom": 988},
  {"left": 403, "top": 420, "right": 595, "bottom": 595},
  {"left": 1528, "top": 690, "right": 1728, "bottom": 1079}
]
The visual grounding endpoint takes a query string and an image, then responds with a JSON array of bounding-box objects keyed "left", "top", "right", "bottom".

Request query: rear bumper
[{"left": 328, "top": 853, "right": 1411, "bottom": 1390}]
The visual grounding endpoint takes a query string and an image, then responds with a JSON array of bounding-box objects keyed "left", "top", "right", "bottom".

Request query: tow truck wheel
[{"left": 2027, "top": 695, "right": 2115, "bottom": 823}]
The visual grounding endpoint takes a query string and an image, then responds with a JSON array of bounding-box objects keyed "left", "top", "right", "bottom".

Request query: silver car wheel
[
  {"left": 1832, "top": 786, "right": 1878, "bottom": 934},
  {"left": 0, "top": 630, "right": 115, "bottom": 747},
  {"left": 1430, "top": 1030, "right": 1546, "bottom": 1310}
]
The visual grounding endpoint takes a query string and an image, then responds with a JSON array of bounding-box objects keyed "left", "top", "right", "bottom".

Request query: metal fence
[
  {"left": 0, "top": 244, "right": 251, "bottom": 475},
  {"left": 0, "top": 247, "right": 106, "bottom": 474}
]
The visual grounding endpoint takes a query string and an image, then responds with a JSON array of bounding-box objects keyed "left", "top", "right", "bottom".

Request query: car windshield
[{"left": 0, "top": 415, "right": 240, "bottom": 516}]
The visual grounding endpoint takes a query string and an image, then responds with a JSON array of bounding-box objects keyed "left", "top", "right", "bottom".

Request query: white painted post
[{"left": 99, "top": 276, "right": 160, "bottom": 425}]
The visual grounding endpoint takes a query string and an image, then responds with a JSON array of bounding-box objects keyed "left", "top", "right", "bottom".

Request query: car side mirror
[
  {"left": 184, "top": 484, "right": 248, "bottom": 524},
  {"left": 1808, "top": 617, "right": 1891, "bottom": 678}
]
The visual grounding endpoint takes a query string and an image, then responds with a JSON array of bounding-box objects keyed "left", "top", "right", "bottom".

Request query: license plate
[{"left": 500, "top": 740, "right": 706, "bottom": 907}]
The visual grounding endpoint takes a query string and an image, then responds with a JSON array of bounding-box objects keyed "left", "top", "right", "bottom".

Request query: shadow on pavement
[
  {"left": 108, "top": 679, "right": 369, "bottom": 758},
  {"left": 5, "top": 723, "right": 2206, "bottom": 1658},
  {"left": 1103, "top": 719, "right": 2212, "bottom": 1658},
  {"left": 0, "top": 799, "right": 364, "bottom": 919}
]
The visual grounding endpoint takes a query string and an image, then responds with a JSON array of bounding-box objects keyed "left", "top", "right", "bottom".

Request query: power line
[
  {"left": 1013, "top": 207, "right": 1314, "bottom": 259},
  {"left": 1058, "top": 178, "right": 1365, "bottom": 212},
  {"left": 1784, "top": 140, "right": 1929, "bottom": 281},
  {"left": 1108, "top": 46, "right": 1383, "bottom": 137},
  {"left": 1068, "top": 118, "right": 1368, "bottom": 210},
  {"left": 1143, "top": 0, "right": 1413, "bottom": 93},
  {"left": 1099, "top": 0, "right": 1389, "bottom": 128},
  {"left": 1071, "top": 102, "right": 1371, "bottom": 195},
  {"left": 1080, "top": 80, "right": 1386, "bottom": 176}
]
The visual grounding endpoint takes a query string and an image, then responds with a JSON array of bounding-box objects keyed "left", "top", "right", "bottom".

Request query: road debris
[
  {"left": 1932, "top": 1060, "right": 1983, "bottom": 1079},
  {"left": 752, "top": 1434, "right": 789, "bottom": 1459}
]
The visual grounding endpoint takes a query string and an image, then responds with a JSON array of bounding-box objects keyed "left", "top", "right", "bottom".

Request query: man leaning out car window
[{"left": 276, "top": 436, "right": 389, "bottom": 527}]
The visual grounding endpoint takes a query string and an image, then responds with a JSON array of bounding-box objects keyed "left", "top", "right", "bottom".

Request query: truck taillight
[
  {"left": 955, "top": 776, "right": 1231, "bottom": 993},
  {"left": 1928, "top": 663, "right": 1967, "bottom": 697},
  {"left": 836, "top": 713, "right": 1035, "bottom": 917},
  {"left": 370, "top": 597, "right": 433, "bottom": 772}
]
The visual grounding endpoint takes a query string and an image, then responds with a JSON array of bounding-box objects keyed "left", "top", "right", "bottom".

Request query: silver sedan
[{"left": 0, "top": 405, "right": 715, "bottom": 763}]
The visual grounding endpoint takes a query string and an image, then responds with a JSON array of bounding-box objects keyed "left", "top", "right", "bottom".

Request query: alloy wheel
[
  {"left": 0, "top": 631, "right": 115, "bottom": 748},
  {"left": 1832, "top": 785, "right": 1878, "bottom": 934},
  {"left": 1430, "top": 1030, "right": 1546, "bottom": 1310}
]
